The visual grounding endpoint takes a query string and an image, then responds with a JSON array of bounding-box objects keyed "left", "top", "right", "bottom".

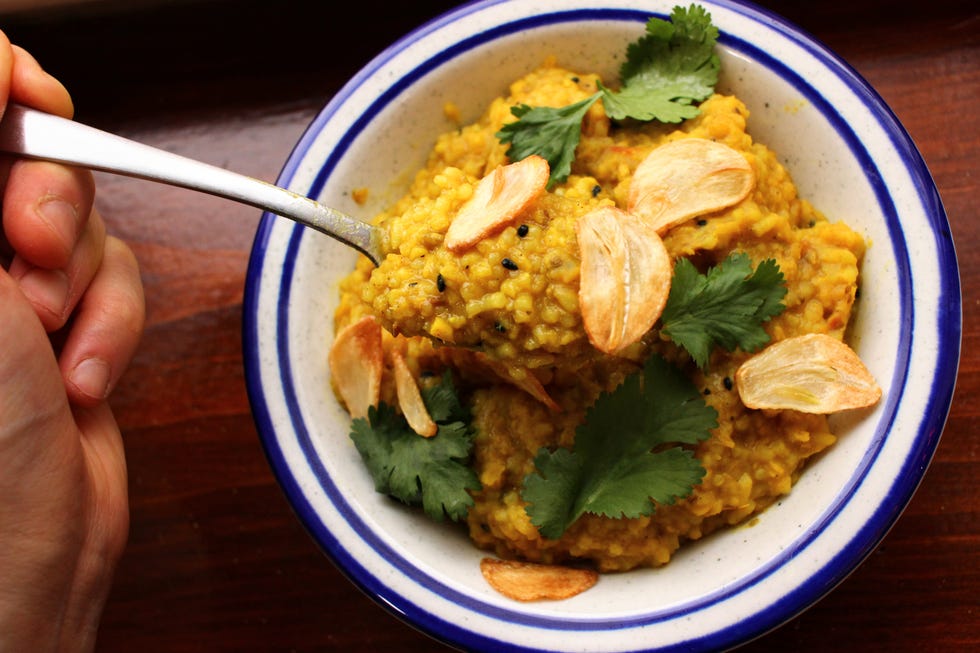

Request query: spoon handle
[{"left": 0, "top": 104, "right": 382, "bottom": 264}]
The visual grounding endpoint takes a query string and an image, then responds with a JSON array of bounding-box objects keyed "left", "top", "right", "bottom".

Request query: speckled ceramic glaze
[{"left": 242, "top": 1, "right": 960, "bottom": 650}]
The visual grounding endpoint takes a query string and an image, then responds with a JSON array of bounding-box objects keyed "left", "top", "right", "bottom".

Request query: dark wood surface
[{"left": 4, "top": 1, "right": 977, "bottom": 650}]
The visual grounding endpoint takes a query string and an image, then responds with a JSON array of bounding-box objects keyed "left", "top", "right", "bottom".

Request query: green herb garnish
[
  {"left": 496, "top": 4, "right": 720, "bottom": 187},
  {"left": 521, "top": 355, "right": 717, "bottom": 539},
  {"left": 661, "top": 253, "right": 787, "bottom": 369},
  {"left": 349, "top": 255, "right": 785, "bottom": 532},
  {"left": 349, "top": 372, "right": 481, "bottom": 522},
  {"left": 496, "top": 98, "right": 597, "bottom": 189}
]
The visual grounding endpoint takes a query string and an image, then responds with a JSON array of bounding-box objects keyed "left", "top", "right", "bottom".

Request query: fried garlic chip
[
  {"left": 391, "top": 350, "right": 438, "bottom": 437},
  {"left": 735, "top": 333, "right": 882, "bottom": 413},
  {"left": 576, "top": 206, "right": 672, "bottom": 354},
  {"left": 444, "top": 155, "right": 549, "bottom": 252},
  {"left": 628, "top": 137, "right": 755, "bottom": 234},
  {"left": 328, "top": 315, "right": 383, "bottom": 419},
  {"left": 480, "top": 558, "right": 598, "bottom": 602}
]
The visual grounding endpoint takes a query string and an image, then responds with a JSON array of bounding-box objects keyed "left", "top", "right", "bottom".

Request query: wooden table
[{"left": 5, "top": 0, "right": 977, "bottom": 650}]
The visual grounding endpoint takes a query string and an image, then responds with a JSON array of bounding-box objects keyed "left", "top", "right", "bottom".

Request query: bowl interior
[{"left": 244, "top": 1, "right": 957, "bottom": 650}]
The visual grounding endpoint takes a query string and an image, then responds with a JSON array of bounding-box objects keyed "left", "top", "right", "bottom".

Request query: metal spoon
[{"left": 0, "top": 104, "right": 384, "bottom": 265}]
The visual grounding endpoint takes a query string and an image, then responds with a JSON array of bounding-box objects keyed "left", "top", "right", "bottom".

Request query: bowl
[{"left": 242, "top": 1, "right": 960, "bottom": 650}]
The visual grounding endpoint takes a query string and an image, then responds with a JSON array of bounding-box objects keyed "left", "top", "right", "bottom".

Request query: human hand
[{"left": 0, "top": 33, "right": 144, "bottom": 653}]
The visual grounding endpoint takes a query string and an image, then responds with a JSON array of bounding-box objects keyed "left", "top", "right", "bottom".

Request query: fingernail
[
  {"left": 17, "top": 267, "right": 68, "bottom": 320},
  {"left": 69, "top": 358, "right": 111, "bottom": 401},
  {"left": 36, "top": 196, "right": 78, "bottom": 252}
]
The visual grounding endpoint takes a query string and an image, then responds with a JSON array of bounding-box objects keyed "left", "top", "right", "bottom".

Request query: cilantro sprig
[
  {"left": 662, "top": 253, "right": 787, "bottom": 369},
  {"left": 349, "top": 372, "right": 481, "bottom": 522},
  {"left": 497, "top": 99, "right": 596, "bottom": 190},
  {"left": 521, "top": 355, "right": 717, "bottom": 539},
  {"left": 496, "top": 4, "right": 720, "bottom": 187},
  {"left": 608, "top": 3, "right": 719, "bottom": 121}
]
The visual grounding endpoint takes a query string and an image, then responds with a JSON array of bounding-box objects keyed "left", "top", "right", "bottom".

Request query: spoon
[{"left": 0, "top": 104, "right": 385, "bottom": 265}]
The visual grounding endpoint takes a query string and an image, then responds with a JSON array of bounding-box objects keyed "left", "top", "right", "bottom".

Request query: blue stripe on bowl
[{"left": 243, "top": 2, "right": 959, "bottom": 651}]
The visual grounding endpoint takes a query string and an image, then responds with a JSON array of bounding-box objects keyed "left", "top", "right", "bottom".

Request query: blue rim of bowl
[{"left": 243, "top": 1, "right": 960, "bottom": 651}]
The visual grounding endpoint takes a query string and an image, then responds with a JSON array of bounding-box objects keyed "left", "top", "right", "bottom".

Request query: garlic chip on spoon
[
  {"left": 444, "top": 155, "right": 549, "bottom": 252},
  {"left": 735, "top": 333, "right": 881, "bottom": 413},
  {"left": 576, "top": 206, "right": 672, "bottom": 354},
  {"left": 628, "top": 137, "right": 755, "bottom": 233}
]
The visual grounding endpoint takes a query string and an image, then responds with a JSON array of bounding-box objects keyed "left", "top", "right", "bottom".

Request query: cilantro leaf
[
  {"left": 496, "top": 4, "right": 720, "bottom": 186},
  {"left": 349, "top": 372, "right": 481, "bottom": 522},
  {"left": 661, "top": 253, "right": 787, "bottom": 368},
  {"left": 521, "top": 355, "right": 717, "bottom": 539},
  {"left": 496, "top": 97, "right": 598, "bottom": 188},
  {"left": 604, "top": 3, "right": 719, "bottom": 122},
  {"left": 598, "top": 80, "right": 702, "bottom": 124}
]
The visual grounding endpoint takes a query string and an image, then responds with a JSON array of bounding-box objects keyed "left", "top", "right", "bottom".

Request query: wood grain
[{"left": 3, "top": 0, "right": 976, "bottom": 650}]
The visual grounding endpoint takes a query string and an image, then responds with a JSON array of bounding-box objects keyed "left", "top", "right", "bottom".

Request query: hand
[{"left": 0, "top": 33, "right": 144, "bottom": 652}]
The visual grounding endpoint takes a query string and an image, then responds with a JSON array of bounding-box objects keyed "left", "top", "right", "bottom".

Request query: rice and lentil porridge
[{"left": 331, "top": 61, "right": 868, "bottom": 573}]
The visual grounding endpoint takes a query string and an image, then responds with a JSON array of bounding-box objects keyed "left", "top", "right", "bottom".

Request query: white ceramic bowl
[{"left": 243, "top": 1, "right": 960, "bottom": 650}]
